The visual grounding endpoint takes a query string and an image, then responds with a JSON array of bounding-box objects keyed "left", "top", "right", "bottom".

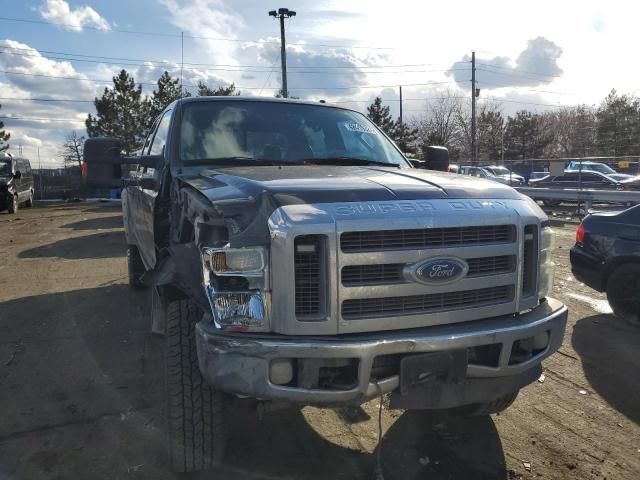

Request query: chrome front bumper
[{"left": 195, "top": 297, "right": 567, "bottom": 407}]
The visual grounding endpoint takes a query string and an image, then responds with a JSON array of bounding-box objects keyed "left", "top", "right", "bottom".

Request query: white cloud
[
  {"left": 39, "top": 0, "right": 111, "bottom": 32},
  {"left": 0, "top": 39, "right": 98, "bottom": 98},
  {"left": 158, "top": 0, "right": 245, "bottom": 66}
]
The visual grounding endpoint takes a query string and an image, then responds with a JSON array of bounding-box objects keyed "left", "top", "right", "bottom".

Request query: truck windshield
[
  {"left": 0, "top": 159, "right": 11, "bottom": 176},
  {"left": 178, "top": 101, "right": 408, "bottom": 167}
]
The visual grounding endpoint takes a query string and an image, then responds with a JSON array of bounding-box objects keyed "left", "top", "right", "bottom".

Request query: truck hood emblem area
[{"left": 406, "top": 257, "right": 469, "bottom": 285}]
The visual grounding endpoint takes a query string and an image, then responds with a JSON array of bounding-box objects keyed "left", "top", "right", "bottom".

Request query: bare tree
[
  {"left": 61, "top": 131, "right": 85, "bottom": 169},
  {"left": 415, "top": 90, "right": 465, "bottom": 159},
  {"left": 543, "top": 106, "right": 596, "bottom": 158}
]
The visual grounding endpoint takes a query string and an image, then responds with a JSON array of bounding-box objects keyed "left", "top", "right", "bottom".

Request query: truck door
[{"left": 126, "top": 110, "right": 172, "bottom": 269}]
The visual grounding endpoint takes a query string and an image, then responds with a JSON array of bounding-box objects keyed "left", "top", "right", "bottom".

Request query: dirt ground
[{"left": 0, "top": 201, "right": 638, "bottom": 480}]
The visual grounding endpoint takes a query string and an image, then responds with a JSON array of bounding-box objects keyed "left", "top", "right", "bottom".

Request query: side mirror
[
  {"left": 13, "top": 170, "right": 21, "bottom": 180},
  {"left": 83, "top": 137, "right": 163, "bottom": 187},
  {"left": 409, "top": 159, "right": 426, "bottom": 169},
  {"left": 423, "top": 146, "right": 449, "bottom": 172}
]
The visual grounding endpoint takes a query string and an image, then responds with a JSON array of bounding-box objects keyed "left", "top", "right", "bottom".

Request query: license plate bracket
[{"left": 399, "top": 350, "right": 468, "bottom": 395}]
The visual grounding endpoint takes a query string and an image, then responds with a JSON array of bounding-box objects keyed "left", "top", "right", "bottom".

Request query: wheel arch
[{"left": 604, "top": 256, "right": 640, "bottom": 288}]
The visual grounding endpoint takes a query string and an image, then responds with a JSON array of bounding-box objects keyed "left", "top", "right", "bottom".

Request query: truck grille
[
  {"left": 522, "top": 225, "right": 538, "bottom": 297},
  {"left": 341, "top": 255, "right": 515, "bottom": 286},
  {"left": 340, "top": 225, "right": 515, "bottom": 252},
  {"left": 342, "top": 285, "right": 513, "bottom": 319},
  {"left": 294, "top": 235, "right": 325, "bottom": 317},
  {"left": 468, "top": 255, "right": 515, "bottom": 277}
]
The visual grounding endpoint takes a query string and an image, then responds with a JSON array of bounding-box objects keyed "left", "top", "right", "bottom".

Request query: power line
[
  {"left": 0, "top": 96, "right": 93, "bottom": 103},
  {"left": 0, "top": 15, "right": 395, "bottom": 50},
  {"left": 476, "top": 62, "right": 563, "bottom": 79},
  {"left": 0, "top": 69, "right": 463, "bottom": 91},
  {"left": 0, "top": 115, "right": 84, "bottom": 123},
  {"left": 1, "top": 43, "right": 454, "bottom": 70},
  {"left": 0, "top": 48, "right": 466, "bottom": 75},
  {"left": 478, "top": 80, "right": 578, "bottom": 96},
  {"left": 476, "top": 67, "right": 560, "bottom": 84}
]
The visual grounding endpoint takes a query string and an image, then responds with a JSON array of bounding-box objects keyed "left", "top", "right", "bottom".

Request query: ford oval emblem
[{"left": 412, "top": 257, "right": 468, "bottom": 285}]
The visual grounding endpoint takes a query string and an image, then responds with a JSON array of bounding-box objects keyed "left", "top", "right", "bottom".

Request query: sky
[{"left": 0, "top": 0, "right": 638, "bottom": 167}]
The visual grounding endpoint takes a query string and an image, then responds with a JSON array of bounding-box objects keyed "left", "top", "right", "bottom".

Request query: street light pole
[{"left": 268, "top": 8, "right": 297, "bottom": 98}]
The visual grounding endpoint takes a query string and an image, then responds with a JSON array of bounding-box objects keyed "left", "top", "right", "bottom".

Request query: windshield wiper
[
  {"left": 186, "top": 157, "right": 298, "bottom": 166},
  {"left": 299, "top": 157, "right": 401, "bottom": 168}
]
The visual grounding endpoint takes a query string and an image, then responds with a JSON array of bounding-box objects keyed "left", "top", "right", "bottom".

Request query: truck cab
[{"left": 83, "top": 97, "right": 568, "bottom": 472}]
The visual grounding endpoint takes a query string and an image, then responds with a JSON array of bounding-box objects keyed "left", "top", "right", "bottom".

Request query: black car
[
  {"left": 570, "top": 205, "right": 640, "bottom": 324},
  {"left": 530, "top": 170, "right": 638, "bottom": 190},
  {"left": 0, "top": 155, "right": 34, "bottom": 213}
]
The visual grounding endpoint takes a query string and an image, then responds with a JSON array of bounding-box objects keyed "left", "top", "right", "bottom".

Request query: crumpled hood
[
  {"left": 178, "top": 165, "right": 524, "bottom": 247},
  {"left": 183, "top": 165, "right": 521, "bottom": 205}
]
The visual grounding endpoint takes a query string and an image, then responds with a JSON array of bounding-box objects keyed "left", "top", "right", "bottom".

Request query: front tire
[
  {"left": 606, "top": 264, "right": 640, "bottom": 326},
  {"left": 7, "top": 194, "right": 18, "bottom": 214},
  {"left": 166, "top": 298, "right": 228, "bottom": 472},
  {"left": 127, "top": 245, "right": 147, "bottom": 289}
]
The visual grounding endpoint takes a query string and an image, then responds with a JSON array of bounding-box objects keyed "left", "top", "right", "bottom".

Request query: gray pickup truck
[{"left": 83, "top": 97, "right": 568, "bottom": 472}]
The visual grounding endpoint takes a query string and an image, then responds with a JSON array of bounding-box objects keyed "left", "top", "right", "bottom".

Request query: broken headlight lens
[
  {"left": 202, "top": 246, "right": 269, "bottom": 332},
  {"left": 538, "top": 226, "right": 556, "bottom": 299},
  {"left": 203, "top": 247, "right": 265, "bottom": 276}
]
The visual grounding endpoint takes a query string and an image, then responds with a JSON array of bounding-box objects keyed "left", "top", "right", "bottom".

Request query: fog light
[
  {"left": 270, "top": 359, "right": 294, "bottom": 385},
  {"left": 533, "top": 331, "right": 549, "bottom": 350}
]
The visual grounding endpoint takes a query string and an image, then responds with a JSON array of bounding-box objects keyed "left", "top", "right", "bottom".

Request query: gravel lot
[{"left": 0, "top": 201, "right": 638, "bottom": 480}]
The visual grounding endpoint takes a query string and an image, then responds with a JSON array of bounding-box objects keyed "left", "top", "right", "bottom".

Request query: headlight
[
  {"left": 538, "top": 226, "right": 556, "bottom": 299},
  {"left": 203, "top": 247, "right": 265, "bottom": 275},
  {"left": 202, "top": 246, "right": 269, "bottom": 332}
]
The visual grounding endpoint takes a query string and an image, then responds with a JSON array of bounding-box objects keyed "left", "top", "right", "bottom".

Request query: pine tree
[
  {"left": 477, "top": 110, "right": 504, "bottom": 161},
  {"left": 197, "top": 81, "right": 240, "bottom": 97},
  {"left": 86, "top": 70, "right": 151, "bottom": 155},
  {"left": 0, "top": 104, "right": 10, "bottom": 152},
  {"left": 149, "top": 71, "right": 190, "bottom": 123},
  {"left": 596, "top": 89, "right": 639, "bottom": 156},
  {"left": 393, "top": 119, "right": 418, "bottom": 154},
  {"left": 366, "top": 97, "right": 395, "bottom": 136}
]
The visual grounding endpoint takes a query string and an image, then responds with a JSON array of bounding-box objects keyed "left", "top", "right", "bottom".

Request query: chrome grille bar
[
  {"left": 341, "top": 255, "right": 516, "bottom": 286},
  {"left": 340, "top": 225, "right": 516, "bottom": 252},
  {"left": 342, "top": 286, "right": 514, "bottom": 320}
]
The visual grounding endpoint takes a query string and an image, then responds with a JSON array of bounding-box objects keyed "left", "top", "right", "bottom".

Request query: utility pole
[
  {"left": 269, "top": 8, "right": 296, "bottom": 98},
  {"left": 180, "top": 32, "right": 184, "bottom": 88},
  {"left": 471, "top": 51, "right": 477, "bottom": 164},
  {"left": 399, "top": 85, "right": 403, "bottom": 125}
]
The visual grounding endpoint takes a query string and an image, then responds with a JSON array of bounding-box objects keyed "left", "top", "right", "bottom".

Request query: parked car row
[
  {"left": 450, "top": 165, "right": 525, "bottom": 186},
  {"left": 529, "top": 170, "right": 640, "bottom": 191}
]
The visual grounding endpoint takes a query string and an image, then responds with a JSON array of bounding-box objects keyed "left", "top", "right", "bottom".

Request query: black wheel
[
  {"left": 606, "top": 264, "right": 640, "bottom": 326},
  {"left": 127, "top": 245, "right": 147, "bottom": 289},
  {"left": 7, "top": 194, "right": 18, "bottom": 214},
  {"left": 25, "top": 190, "right": 34, "bottom": 207},
  {"left": 166, "top": 298, "right": 228, "bottom": 472}
]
